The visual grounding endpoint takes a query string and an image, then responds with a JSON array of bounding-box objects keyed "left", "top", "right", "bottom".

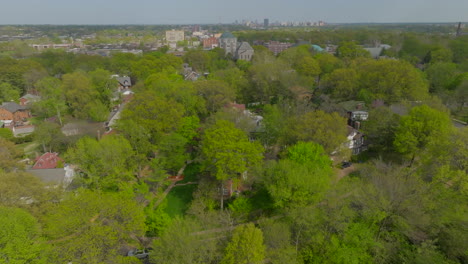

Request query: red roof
[
  {"left": 33, "top": 152, "right": 63, "bottom": 169},
  {"left": 226, "top": 102, "right": 246, "bottom": 111}
]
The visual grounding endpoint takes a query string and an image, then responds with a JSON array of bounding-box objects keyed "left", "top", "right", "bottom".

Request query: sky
[{"left": 0, "top": 0, "right": 467, "bottom": 24}]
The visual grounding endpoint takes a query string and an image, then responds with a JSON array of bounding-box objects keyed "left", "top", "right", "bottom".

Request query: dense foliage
[{"left": 0, "top": 24, "right": 467, "bottom": 264}]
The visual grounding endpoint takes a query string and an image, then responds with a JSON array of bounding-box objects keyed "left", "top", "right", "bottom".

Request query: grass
[
  {"left": 178, "top": 162, "right": 200, "bottom": 183},
  {"left": 164, "top": 184, "right": 197, "bottom": 217},
  {"left": 16, "top": 141, "right": 39, "bottom": 157},
  {"left": 249, "top": 187, "right": 275, "bottom": 212}
]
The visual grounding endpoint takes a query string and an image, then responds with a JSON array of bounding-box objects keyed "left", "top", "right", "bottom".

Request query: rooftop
[
  {"left": 0, "top": 102, "right": 28, "bottom": 113},
  {"left": 219, "top": 32, "right": 236, "bottom": 39}
]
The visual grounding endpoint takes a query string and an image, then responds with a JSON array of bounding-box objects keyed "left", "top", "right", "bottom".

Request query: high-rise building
[{"left": 264, "top": 18, "right": 269, "bottom": 28}]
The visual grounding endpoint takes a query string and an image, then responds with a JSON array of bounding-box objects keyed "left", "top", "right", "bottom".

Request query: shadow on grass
[
  {"left": 164, "top": 184, "right": 197, "bottom": 217},
  {"left": 178, "top": 162, "right": 201, "bottom": 184}
]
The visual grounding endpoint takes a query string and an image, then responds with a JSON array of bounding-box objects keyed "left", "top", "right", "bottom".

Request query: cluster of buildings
[{"left": 235, "top": 18, "right": 327, "bottom": 29}]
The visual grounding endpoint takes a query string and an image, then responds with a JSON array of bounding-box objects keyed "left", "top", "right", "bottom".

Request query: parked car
[
  {"left": 127, "top": 249, "right": 150, "bottom": 259},
  {"left": 341, "top": 161, "right": 352, "bottom": 169}
]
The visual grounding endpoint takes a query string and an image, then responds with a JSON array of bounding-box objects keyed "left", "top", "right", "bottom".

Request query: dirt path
[{"left": 335, "top": 164, "right": 356, "bottom": 181}]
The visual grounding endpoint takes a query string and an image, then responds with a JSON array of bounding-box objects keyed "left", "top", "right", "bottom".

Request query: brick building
[
  {"left": 0, "top": 102, "right": 31, "bottom": 126},
  {"left": 265, "top": 41, "right": 293, "bottom": 55}
]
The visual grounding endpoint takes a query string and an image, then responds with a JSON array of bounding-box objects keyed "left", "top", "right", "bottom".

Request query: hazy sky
[{"left": 1, "top": 0, "right": 467, "bottom": 24}]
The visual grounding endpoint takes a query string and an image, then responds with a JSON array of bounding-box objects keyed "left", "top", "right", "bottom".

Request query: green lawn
[
  {"left": 178, "top": 162, "right": 200, "bottom": 183},
  {"left": 16, "top": 141, "right": 39, "bottom": 157},
  {"left": 164, "top": 184, "right": 197, "bottom": 217}
]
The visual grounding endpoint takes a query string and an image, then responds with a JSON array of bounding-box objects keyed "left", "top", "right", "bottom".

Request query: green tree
[
  {"left": 0, "top": 170, "right": 48, "bottom": 207},
  {"left": 156, "top": 133, "right": 189, "bottom": 173},
  {"left": 394, "top": 105, "right": 451, "bottom": 165},
  {"left": 326, "top": 68, "right": 359, "bottom": 100},
  {"left": 65, "top": 135, "right": 136, "bottom": 190},
  {"left": 295, "top": 56, "right": 321, "bottom": 78},
  {"left": 0, "top": 138, "right": 23, "bottom": 172},
  {"left": 0, "top": 82, "right": 20, "bottom": 103},
  {"left": 263, "top": 142, "right": 332, "bottom": 208},
  {"left": 358, "top": 59, "right": 429, "bottom": 102},
  {"left": 425, "top": 62, "right": 458, "bottom": 93},
  {"left": 151, "top": 218, "right": 220, "bottom": 264},
  {"left": 34, "top": 77, "right": 67, "bottom": 125},
  {"left": 0, "top": 207, "right": 49, "bottom": 263},
  {"left": 62, "top": 71, "right": 108, "bottom": 121},
  {"left": 194, "top": 80, "right": 236, "bottom": 113},
  {"left": 33, "top": 122, "right": 64, "bottom": 153},
  {"left": 221, "top": 223, "right": 266, "bottom": 264},
  {"left": 201, "top": 120, "right": 264, "bottom": 209},
  {"left": 121, "top": 91, "right": 185, "bottom": 141},
  {"left": 0, "top": 127, "right": 14, "bottom": 141},
  {"left": 89, "top": 68, "right": 118, "bottom": 106},
  {"left": 291, "top": 110, "right": 348, "bottom": 154},
  {"left": 43, "top": 189, "right": 146, "bottom": 264},
  {"left": 337, "top": 41, "right": 371, "bottom": 59},
  {"left": 362, "top": 106, "right": 400, "bottom": 152}
]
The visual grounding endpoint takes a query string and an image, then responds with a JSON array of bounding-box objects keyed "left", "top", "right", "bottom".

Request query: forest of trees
[{"left": 0, "top": 25, "right": 467, "bottom": 263}]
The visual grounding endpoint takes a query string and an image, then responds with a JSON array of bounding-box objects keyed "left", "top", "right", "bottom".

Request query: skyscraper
[{"left": 264, "top": 18, "right": 269, "bottom": 28}]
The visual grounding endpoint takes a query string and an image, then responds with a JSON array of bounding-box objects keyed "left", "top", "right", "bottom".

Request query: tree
[
  {"left": 65, "top": 135, "right": 136, "bottom": 190},
  {"left": 210, "top": 68, "right": 249, "bottom": 103},
  {"left": 337, "top": 41, "right": 371, "bottom": 59},
  {"left": 221, "top": 223, "right": 266, "bottom": 264},
  {"left": 156, "top": 133, "right": 189, "bottom": 173},
  {"left": 151, "top": 218, "right": 220, "bottom": 264},
  {"left": 34, "top": 77, "right": 67, "bottom": 125},
  {"left": 295, "top": 56, "right": 321, "bottom": 78},
  {"left": 425, "top": 62, "right": 458, "bottom": 93},
  {"left": 357, "top": 59, "right": 429, "bottom": 102},
  {"left": 0, "top": 170, "right": 48, "bottom": 207},
  {"left": 263, "top": 142, "right": 333, "bottom": 208},
  {"left": 326, "top": 68, "right": 359, "bottom": 100},
  {"left": 0, "top": 207, "right": 49, "bottom": 263},
  {"left": 0, "top": 138, "right": 23, "bottom": 172},
  {"left": 394, "top": 105, "right": 451, "bottom": 165},
  {"left": 0, "top": 127, "right": 14, "bottom": 141},
  {"left": 121, "top": 91, "right": 185, "bottom": 140},
  {"left": 201, "top": 120, "right": 264, "bottom": 209},
  {"left": 62, "top": 71, "right": 108, "bottom": 121},
  {"left": 33, "top": 122, "right": 64, "bottom": 153},
  {"left": 183, "top": 49, "right": 212, "bottom": 72},
  {"left": 145, "top": 72, "right": 206, "bottom": 116},
  {"left": 291, "top": 110, "right": 348, "bottom": 154},
  {"left": 194, "top": 80, "right": 236, "bottom": 113},
  {"left": 89, "top": 68, "right": 118, "bottom": 106},
  {"left": 361, "top": 106, "right": 401, "bottom": 152},
  {"left": 43, "top": 189, "right": 146, "bottom": 264},
  {"left": 0, "top": 82, "right": 20, "bottom": 103}
]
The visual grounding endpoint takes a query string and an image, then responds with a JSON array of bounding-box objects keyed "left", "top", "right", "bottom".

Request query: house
[
  {"left": 33, "top": 152, "right": 63, "bottom": 169},
  {"left": 19, "top": 94, "right": 41, "bottom": 106},
  {"left": 219, "top": 32, "right": 238, "bottom": 56},
  {"left": 203, "top": 37, "right": 219, "bottom": 49},
  {"left": 235, "top": 42, "right": 254, "bottom": 61},
  {"left": 218, "top": 32, "right": 255, "bottom": 61},
  {"left": 12, "top": 125, "right": 35, "bottom": 137},
  {"left": 348, "top": 111, "right": 369, "bottom": 122},
  {"left": 27, "top": 165, "right": 75, "bottom": 188},
  {"left": 115, "top": 76, "right": 132, "bottom": 90},
  {"left": 347, "top": 126, "right": 366, "bottom": 155},
  {"left": 182, "top": 63, "right": 200, "bottom": 81},
  {"left": 0, "top": 102, "right": 31, "bottom": 127}
]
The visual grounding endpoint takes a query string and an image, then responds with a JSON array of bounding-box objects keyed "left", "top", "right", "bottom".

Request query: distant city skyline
[{"left": 0, "top": 0, "right": 467, "bottom": 25}]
